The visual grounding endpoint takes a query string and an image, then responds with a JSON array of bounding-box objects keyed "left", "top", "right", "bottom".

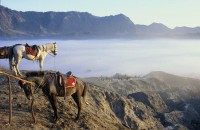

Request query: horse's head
[
  {"left": 52, "top": 42, "right": 57, "bottom": 56},
  {"left": 18, "top": 80, "right": 33, "bottom": 100}
]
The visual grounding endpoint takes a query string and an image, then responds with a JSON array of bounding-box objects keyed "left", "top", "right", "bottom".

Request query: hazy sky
[{"left": 1, "top": 0, "right": 200, "bottom": 28}]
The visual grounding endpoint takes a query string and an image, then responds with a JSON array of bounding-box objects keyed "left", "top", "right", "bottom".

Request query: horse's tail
[
  {"left": 82, "top": 82, "right": 88, "bottom": 104},
  {"left": 8, "top": 46, "right": 14, "bottom": 70}
]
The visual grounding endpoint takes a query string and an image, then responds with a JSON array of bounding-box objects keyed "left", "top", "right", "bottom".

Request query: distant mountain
[
  {"left": 172, "top": 26, "right": 200, "bottom": 34},
  {"left": 0, "top": 5, "right": 200, "bottom": 39},
  {"left": 136, "top": 23, "right": 200, "bottom": 39},
  {"left": 0, "top": 6, "right": 136, "bottom": 39},
  {"left": 136, "top": 23, "right": 171, "bottom": 35}
]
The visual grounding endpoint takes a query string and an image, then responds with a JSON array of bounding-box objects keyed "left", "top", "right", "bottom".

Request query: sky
[{"left": 1, "top": 0, "right": 200, "bottom": 29}]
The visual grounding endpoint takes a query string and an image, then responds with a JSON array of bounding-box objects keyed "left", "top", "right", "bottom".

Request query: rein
[
  {"left": 33, "top": 75, "right": 45, "bottom": 93},
  {"left": 46, "top": 43, "right": 57, "bottom": 71},
  {"left": 48, "top": 52, "right": 56, "bottom": 57},
  {"left": 32, "top": 73, "right": 56, "bottom": 94}
]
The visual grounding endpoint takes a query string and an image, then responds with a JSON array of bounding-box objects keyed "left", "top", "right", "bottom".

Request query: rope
[
  {"left": 54, "top": 55, "right": 57, "bottom": 71},
  {"left": 47, "top": 51, "right": 57, "bottom": 71},
  {"left": 33, "top": 75, "right": 45, "bottom": 93},
  {"left": 33, "top": 73, "right": 55, "bottom": 94},
  {"left": 30, "top": 73, "right": 56, "bottom": 101},
  {"left": 48, "top": 52, "right": 55, "bottom": 57}
]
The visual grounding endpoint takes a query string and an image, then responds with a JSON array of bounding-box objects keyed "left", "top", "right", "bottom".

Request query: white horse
[{"left": 10, "top": 42, "right": 57, "bottom": 76}]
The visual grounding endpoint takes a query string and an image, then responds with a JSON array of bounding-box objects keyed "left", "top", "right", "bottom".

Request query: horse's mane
[{"left": 25, "top": 71, "right": 57, "bottom": 77}]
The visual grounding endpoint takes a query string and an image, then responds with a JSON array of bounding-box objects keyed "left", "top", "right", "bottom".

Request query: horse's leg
[
  {"left": 48, "top": 94, "right": 59, "bottom": 122},
  {"left": 12, "top": 57, "right": 18, "bottom": 76},
  {"left": 72, "top": 93, "right": 82, "bottom": 120},
  {"left": 13, "top": 66, "right": 18, "bottom": 76},
  {"left": 11, "top": 61, "right": 17, "bottom": 76},
  {"left": 9, "top": 57, "right": 13, "bottom": 70},
  {"left": 39, "top": 59, "right": 44, "bottom": 71},
  {"left": 8, "top": 47, "right": 14, "bottom": 71},
  {"left": 14, "top": 56, "right": 22, "bottom": 76}
]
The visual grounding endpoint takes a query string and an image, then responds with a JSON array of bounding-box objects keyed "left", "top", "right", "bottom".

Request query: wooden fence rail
[{"left": 0, "top": 70, "right": 35, "bottom": 125}]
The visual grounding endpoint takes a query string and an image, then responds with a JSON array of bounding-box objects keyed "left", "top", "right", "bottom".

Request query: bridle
[
  {"left": 47, "top": 42, "right": 57, "bottom": 57},
  {"left": 29, "top": 73, "right": 56, "bottom": 95},
  {"left": 52, "top": 42, "right": 57, "bottom": 56},
  {"left": 40, "top": 42, "right": 57, "bottom": 56}
]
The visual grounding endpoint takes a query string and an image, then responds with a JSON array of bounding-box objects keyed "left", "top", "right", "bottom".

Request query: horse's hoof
[
  {"left": 32, "top": 120, "right": 37, "bottom": 124},
  {"left": 54, "top": 117, "right": 57, "bottom": 122},
  {"left": 53, "top": 116, "right": 59, "bottom": 123},
  {"left": 53, "top": 119, "right": 57, "bottom": 123},
  {"left": 75, "top": 117, "right": 79, "bottom": 121}
]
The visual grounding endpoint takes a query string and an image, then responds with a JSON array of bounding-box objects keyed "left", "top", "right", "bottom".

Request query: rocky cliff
[
  {"left": 1, "top": 67, "right": 200, "bottom": 130},
  {"left": 85, "top": 71, "right": 200, "bottom": 129},
  {"left": 0, "top": 68, "right": 200, "bottom": 130}
]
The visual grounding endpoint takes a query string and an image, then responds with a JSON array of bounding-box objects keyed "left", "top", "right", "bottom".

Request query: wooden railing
[{"left": 0, "top": 70, "right": 35, "bottom": 125}]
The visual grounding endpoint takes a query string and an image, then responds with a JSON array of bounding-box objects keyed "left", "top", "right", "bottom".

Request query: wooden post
[
  {"left": 8, "top": 76, "right": 12, "bottom": 125},
  {"left": 30, "top": 84, "right": 36, "bottom": 123},
  {"left": 0, "top": 71, "right": 36, "bottom": 123}
]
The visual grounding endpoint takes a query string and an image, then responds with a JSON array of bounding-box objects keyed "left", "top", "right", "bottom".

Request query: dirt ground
[{"left": 0, "top": 69, "right": 128, "bottom": 130}]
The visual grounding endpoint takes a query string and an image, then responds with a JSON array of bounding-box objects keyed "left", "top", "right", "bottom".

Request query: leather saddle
[
  {"left": 56, "top": 72, "right": 76, "bottom": 100},
  {"left": 25, "top": 43, "right": 39, "bottom": 57},
  {"left": 56, "top": 73, "right": 76, "bottom": 88}
]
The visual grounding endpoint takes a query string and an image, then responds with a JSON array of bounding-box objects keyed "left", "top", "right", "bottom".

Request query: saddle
[
  {"left": 0, "top": 46, "right": 9, "bottom": 59},
  {"left": 25, "top": 43, "right": 39, "bottom": 57},
  {"left": 56, "top": 72, "right": 76, "bottom": 88},
  {"left": 56, "top": 72, "right": 76, "bottom": 100}
]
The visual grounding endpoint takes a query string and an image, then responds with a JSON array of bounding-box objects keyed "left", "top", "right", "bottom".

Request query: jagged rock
[
  {"left": 1, "top": 69, "right": 200, "bottom": 129},
  {"left": 128, "top": 92, "right": 168, "bottom": 113}
]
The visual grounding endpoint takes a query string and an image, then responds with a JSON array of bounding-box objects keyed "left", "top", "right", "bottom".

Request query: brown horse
[
  {"left": 0, "top": 46, "right": 14, "bottom": 70},
  {"left": 18, "top": 71, "right": 87, "bottom": 122}
]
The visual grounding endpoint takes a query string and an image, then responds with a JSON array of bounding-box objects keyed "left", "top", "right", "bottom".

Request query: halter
[
  {"left": 52, "top": 42, "right": 57, "bottom": 56},
  {"left": 32, "top": 73, "right": 55, "bottom": 94},
  {"left": 41, "top": 42, "right": 57, "bottom": 56}
]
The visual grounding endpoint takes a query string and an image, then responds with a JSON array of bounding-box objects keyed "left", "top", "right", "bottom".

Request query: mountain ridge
[
  {"left": 0, "top": 5, "right": 200, "bottom": 39},
  {"left": 0, "top": 5, "right": 136, "bottom": 39}
]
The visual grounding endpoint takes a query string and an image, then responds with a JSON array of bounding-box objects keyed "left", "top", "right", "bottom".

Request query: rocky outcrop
[
  {"left": 85, "top": 72, "right": 200, "bottom": 129},
  {"left": 1, "top": 67, "right": 200, "bottom": 129},
  {"left": 128, "top": 92, "right": 168, "bottom": 113}
]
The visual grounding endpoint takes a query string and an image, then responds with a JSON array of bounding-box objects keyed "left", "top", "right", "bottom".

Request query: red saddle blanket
[
  {"left": 25, "top": 46, "right": 38, "bottom": 56},
  {"left": 65, "top": 76, "right": 76, "bottom": 88}
]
